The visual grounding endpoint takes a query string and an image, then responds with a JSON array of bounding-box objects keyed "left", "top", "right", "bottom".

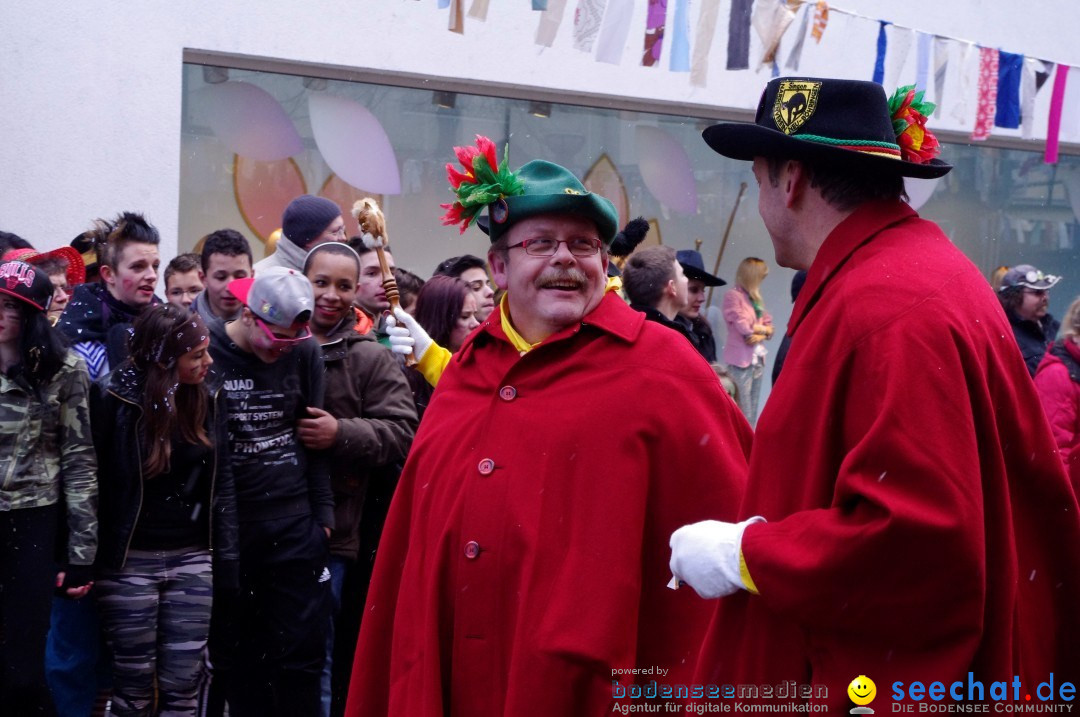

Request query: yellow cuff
[
  {"left": 417, "top": 344, "right": 452, "bottom": 388},
  {"left": 739, "top": 548, "right": 760, "bottom": 595}
]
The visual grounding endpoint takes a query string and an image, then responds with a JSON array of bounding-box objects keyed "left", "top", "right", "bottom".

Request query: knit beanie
[{"left": 282, "top": 195, "right": 342, "bottom": 248}]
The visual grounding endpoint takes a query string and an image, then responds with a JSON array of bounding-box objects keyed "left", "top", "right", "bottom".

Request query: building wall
[{"left": 4, "top": 0, "right": 1080, "bottom": 254}]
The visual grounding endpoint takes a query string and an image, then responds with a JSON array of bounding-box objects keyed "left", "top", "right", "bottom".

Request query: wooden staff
[
  {"left": 707, "top": 182, "right": 748, "bottom": 308},
  {"left": 351, "top": 198, "right": 416, "bottom": 366}
]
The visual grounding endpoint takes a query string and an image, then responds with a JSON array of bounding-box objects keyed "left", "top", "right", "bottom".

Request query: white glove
[
  {"left": 385, "top": 306, "right": 433, "bottom": 361},
  {"left": 668, "top": 517, "right": 765, "bottom": 599}
]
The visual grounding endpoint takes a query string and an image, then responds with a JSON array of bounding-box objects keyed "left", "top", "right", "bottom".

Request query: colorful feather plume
[{"left": 440, "top": 135, "right": 525, "bottom": 234}]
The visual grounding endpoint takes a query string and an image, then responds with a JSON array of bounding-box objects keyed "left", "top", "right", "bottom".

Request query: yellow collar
[{"left": 498, "top": 276, "right": 622, "bottom": 355}]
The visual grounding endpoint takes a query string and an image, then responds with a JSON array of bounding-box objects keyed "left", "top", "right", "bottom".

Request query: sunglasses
[{"left": 254, "top": 315, "right": 311, "bottom": 345}]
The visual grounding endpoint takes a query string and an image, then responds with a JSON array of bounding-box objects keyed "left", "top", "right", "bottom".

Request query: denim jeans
[
  {"left": 728, "top": 362, "right": 765, "bottom": 426},
  {"left": 320, "top": 555, "right": 349, "bottom": 717}
]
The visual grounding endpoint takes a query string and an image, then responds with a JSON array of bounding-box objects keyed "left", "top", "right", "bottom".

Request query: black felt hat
[
  {"left": 703, "top": 77, "right": 951, "bottom": 179},
  {"left": 676, "top": 250, "right": 726, "bottom": 287}
]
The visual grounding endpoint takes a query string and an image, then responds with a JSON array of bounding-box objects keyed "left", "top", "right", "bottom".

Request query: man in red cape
[
  {"left": 671, "top": 78, "right": 1080, "bottom": 708},
  {"left": 346, "top": 148, "right": 751, "bottom": 715}
]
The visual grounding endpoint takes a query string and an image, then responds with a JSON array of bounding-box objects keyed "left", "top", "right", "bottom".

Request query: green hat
[{"left": 440, "top": 136, "right": 619, "bottom": 245}]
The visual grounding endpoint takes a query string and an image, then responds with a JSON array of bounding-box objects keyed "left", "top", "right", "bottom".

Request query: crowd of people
[{"left": 1, "top": 75, "right": 1080, "bottom": 717}]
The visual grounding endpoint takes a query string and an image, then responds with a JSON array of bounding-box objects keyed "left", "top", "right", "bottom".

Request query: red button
[
  {"left": 478, "top": 458, "right": 495, "bottom": 475},
  {"left": 499, "top": 385, "right": 517, "bottom": 401},
  {"left": 464, "top": 541, "right": 480, "bottom": 559}
]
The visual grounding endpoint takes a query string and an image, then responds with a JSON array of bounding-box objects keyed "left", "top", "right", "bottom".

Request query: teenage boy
[
  {"left": 192, "top": 228, "right": 254, "bottom": 331},
  {"left": 207, "top": 267, "right": 333, "bottom": 715},
  {"left": 163, "top": 252, "right": 204, "bottom": 309}
]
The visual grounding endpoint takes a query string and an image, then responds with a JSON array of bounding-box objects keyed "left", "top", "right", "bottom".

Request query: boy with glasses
[
  {"left": 206, "top": 266, "right": 333, "bottom": 715},
  {"left": 998, "top": 263, "right": 1063, "bottom": 376}
]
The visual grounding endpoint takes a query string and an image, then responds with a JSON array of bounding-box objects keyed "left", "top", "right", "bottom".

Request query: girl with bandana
[{"left": 91, "top": 303, "right": 238, "bottom": 715}]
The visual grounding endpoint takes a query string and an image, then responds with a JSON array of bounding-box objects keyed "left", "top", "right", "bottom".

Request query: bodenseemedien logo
[{"left": 849, "top": 675, "right": 878, "bottom": 715}]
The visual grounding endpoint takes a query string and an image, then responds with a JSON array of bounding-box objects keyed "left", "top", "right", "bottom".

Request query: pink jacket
[
  {"left": 722, "top": 286, "right": 773, "bottom": 367},
  {"left": 1034, "top": 339, "right": 1080, "bottom": 467}
]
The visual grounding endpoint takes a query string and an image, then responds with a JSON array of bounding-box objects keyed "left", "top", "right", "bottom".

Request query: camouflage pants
[{"left": 96, "top": 547, "right": 213, "bottom": 717}]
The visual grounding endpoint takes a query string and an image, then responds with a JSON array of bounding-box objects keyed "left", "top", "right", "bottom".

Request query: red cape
[{"left": 347, "top": 293, "right": 751, "bottom": 715}]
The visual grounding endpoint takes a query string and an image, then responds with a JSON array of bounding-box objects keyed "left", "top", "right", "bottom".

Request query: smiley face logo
[{"left": 848, "top": 675, "right": 876, "bottom": 706}]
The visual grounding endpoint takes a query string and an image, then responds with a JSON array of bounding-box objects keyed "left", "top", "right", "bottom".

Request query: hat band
[{"left": 794, "top": 133, "right": 903, "bottom": 160}]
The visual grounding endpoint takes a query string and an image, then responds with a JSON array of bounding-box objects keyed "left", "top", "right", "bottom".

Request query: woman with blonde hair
[
  {"left": 722, "top": 257, "right": 774, "bottom": 425},
  {"left": 1034, "top": 295, "right": 1080, "bottom": 481}
]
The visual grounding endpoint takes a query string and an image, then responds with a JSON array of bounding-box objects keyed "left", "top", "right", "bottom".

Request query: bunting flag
[
  {"left": 932, "top": 36, "right": 949, "bottom": 117},
  {"left": 726, "top": 0, "right": 753, "bottom": 70},
  {"left": 690, "top": 0, "right": 722, "bottom": 87},
  {"left": 873, "top": 21, "right": 889, "bottom": 84},
  {"left": 642, "top": 0, "right": 667, "bottom": 67},
  {"left": 468, "top": 0, "right": 490, "bottom": 20},
  {"left": 572, "top": 0, "right": 607, "bottom": 52},
  {"left": 449, "top": 0, "right": 464, "bottom": 33},
  {"left": 753, "top": 0, "right": 798, "bottom": 67},
  {"left": 438, "top": 0, "right": 449, "bottom": 8},
  {"left": 596, "top": 0, "right": 634, "bottom": 65},
  {"left": 669, "top": 0, "right": 690, "bottom": 71},
  {"left": 883, "top": 26, "right": 914, "bottom": 90},
  {"left": 971, "top": 47, "right": 999, "bottom": 141},
  {"left": 950, "top": 42, "right": 976, "bottom": 125},
  {"left": 995, "top": 50, "right": 1024, "bottom": 129},
  {"left": 536, "top": 0, "right": 568, "bottom": 46},
  {"left": 533, "top": 0, "right": 548, "bottom": 9},
  {"left": 784, "top": 2, "right": 811, "bottom": 71},
  {"left": 914, "top": 32, "right": 932, "bottom": 93},
  {"left": 1045, "top": 64, "right": 1070, "bottom": 164},
  {"left": 810, "top": 1, "right": 828, "bottom": 42},
  {"left": 1022, "top": 59, "right": 1054, "bottom": 139}
]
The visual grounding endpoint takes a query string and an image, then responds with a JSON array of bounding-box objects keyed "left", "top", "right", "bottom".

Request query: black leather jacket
[{"left": 90, "top": 365, "right": 239, "bottom": 587}]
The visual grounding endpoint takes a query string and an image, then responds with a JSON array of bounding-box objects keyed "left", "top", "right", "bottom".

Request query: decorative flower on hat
[
  {"left": 440, "top": 135, "right": 525, "bottom": 234},
  {"left": 888, "top": 86, "right": 941, "bottom": 165}
]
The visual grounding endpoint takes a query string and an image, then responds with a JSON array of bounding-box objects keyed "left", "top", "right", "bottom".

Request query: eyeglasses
[
  {"left": 254, "top": 315, "right": 311, "bottom": 345},
  {"left": 506, "top": 237, "right": 603, "bottom": 257},
  {"left": 464, "top": 278, "right": 492, "bottom": 292}
]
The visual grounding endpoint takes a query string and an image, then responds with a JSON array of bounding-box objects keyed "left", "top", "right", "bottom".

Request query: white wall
[{"left": 4, "top": 0, "right": 1080, "bottom": 257}]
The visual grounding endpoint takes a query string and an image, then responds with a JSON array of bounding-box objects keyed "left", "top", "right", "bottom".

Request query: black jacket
[
  {"left": 1007, "top": 309, "right": 1060, "bottom": 377},
  {"left": 675, "top": 314, "right": 717, "bottom": 362},
  {"left": 90, "top": 365, "right": 239, "bottom": 588}
]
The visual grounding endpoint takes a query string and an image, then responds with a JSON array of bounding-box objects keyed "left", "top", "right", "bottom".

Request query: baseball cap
[
  {"left": 999, "top": 264, "right": 1061, "bottom": 292},
  {"left": 0, "top": 260, "right": 54, "bottom": 312},
  {"left": 228, "top": 267, "right": 313, "bottom": 327}
]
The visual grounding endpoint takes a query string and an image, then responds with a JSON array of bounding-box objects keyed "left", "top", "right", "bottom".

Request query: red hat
[{"left": 2, "top": 246, "right": 86, "bottom": 287}]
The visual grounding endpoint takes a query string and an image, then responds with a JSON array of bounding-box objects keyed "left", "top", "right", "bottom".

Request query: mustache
[{"left": 535, "top": 269, "right": 589, "bottom": 290}]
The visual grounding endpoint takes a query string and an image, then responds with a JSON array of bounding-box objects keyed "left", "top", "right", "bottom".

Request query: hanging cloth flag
[
  {"left": 449, "top": 0, "right": 464, "bottom": 33},
  {"left": 642, "top": 0, "right": 667, "bottom": 67},
  {"left": 533, "top": 0, "right": 549, "bottom": 9},
  {"left": 811, "top": 1, "right": 828, "bottom": 42},
  {"left": 971, "top": 47, "right": 999, "bottom": 141},
  {"left": 784, "top": 2, "right": 811, "bottom": 72},
  {"left": 596, "top": 0, "right": 634, "bottom": 65},
  {"left": 995, "top": 50, "right": 1024, "bottom": 129},
  {"left": 669, "top": 0, "right": 691, "bottom": 71},
  {"left": 573, "top": 0, "right": 608, "bottom": 52},
  {"left": 914, "top": 32, "right": 932, "bottom": 94},
  {"left": 726, "top": 0, "right": 753, "bottom": 70},
  {"left": 753, "top": 0, "right": 798, "bottom": 68},
  {"left": 932, "top": 36, "right": 949, "bottom": 117},
  {"left": 883, "top": 26, "right": 914, "bottom": 90},
  {"left": 1022, "top": 59, "right": 1054, "bottom": 139},
  {"left": 468, "top": 0, "right": 489, "bottom": 20},
  {"left": 536, "top": 0, "right": 568, "bottom": 46},
  {"left": 438, "top": 0, "right": 450, "bottom": 8},
  {"left": 1046, "top": 64, "right": 1071, "bottom": 164},
  {"left": 872, "top": 21, "right": 889, "bottom": 84},
  {"left": 691, "top": 0, "right": 722, "bottom": 86},
  {"left": 950, "top": 42, "right": 977, "bottom": 125}
]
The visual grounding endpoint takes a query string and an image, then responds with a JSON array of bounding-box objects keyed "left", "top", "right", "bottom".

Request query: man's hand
[
  {"left": 386, "top": 307, "right": 434, "bottom": 362},
  {"left": 297, "top": 407, "right": 339, "bottom": 451},
  {"left": 55, "top": 569, "right": 93, "bottom": 599},
  {"left": 668, "top": 517, "right": 765, "bottom": 599}
]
